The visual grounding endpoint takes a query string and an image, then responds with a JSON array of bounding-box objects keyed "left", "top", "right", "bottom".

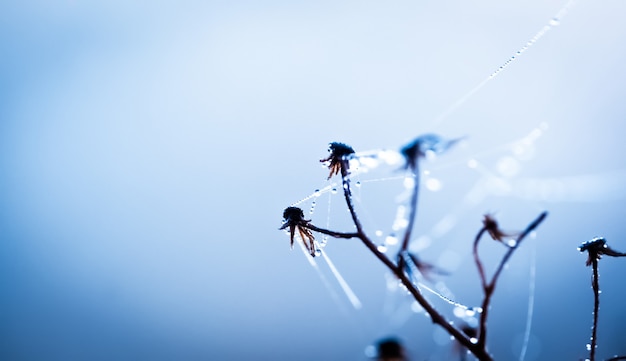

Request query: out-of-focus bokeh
[{"left": 2, "top": 1, "right": 626, "bottom": 360}]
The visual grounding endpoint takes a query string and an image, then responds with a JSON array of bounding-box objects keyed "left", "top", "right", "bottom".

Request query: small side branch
[{"left": 475, "top": 212, "right": 548, "bottom": 349}]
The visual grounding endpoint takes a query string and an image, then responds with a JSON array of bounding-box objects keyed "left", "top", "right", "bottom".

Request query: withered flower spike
[
  {"left": 280, "top": 206, "right": 317, "bottom": 257},
  {"left": 320, "top": 142, "right": 355, "bottom": 180},
  {"left": 579, "top": 237, "right": 626, "bottom": 266},
  {"left": 482, "top": 214, "right": 518, "bottom": 246}
]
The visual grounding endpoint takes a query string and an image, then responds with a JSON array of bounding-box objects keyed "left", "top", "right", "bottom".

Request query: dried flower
[
  {"left": 401, "top": 134, "right": 463, "bottom": 170},
  {"left": 280, "top": 206, "right": 316, "bottom": 257},
  {"left": 482, "top": 214, "right": 518, "bottom": 246},
  {"left": 320, "top": 142, "right": 355, "bottom": 179},
  {"left": 578, "top": 237, "right": 626, "bottom": 266}
]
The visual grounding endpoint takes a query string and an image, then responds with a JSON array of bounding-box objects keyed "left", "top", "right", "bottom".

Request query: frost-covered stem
[
  {"left": 475, "top": 212, "right": 548, "bottom": 350},
  {"left": 338, "top": 160, "right": 493, "bottom": 361},
  {"left": 400, "top": 161, "right": 420, "bottom": 253},
  {"left": 590, "top": 258, "right": 599, "bottom": 361}
]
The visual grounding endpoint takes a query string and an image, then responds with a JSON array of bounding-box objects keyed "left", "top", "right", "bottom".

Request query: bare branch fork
[{"left": 280, "top": 138, "right": 548, "bottom": 361}]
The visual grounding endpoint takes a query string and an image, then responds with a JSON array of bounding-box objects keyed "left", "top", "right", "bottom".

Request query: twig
[
  {"left": 590, "top": 258, "right": 599, "bottom": 361},
  {"left": 336, "top": 159, "right": 494, "bottom": 361},
  {"left": 475, "top": 212, "right": 548, "bottom": 349}
]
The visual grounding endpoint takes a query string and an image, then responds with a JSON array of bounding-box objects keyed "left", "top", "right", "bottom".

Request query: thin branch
[
  {"left": 337, "top": 159, "right": 493, "bottom": 361},
  {"left": 475, "top": 212, "right": 548, "bottom": 349},
  {"left": 590, "top": 258, "right": 599, "bottom": 361},
  {"left": 304, "top": 224, "right": 359, "bottom": 239},
  {"left": 473, "top": 227, "right": 488, "bottom": 290},
  {"left": 400, "top": 161, "right": 420, "bottom": 253}
]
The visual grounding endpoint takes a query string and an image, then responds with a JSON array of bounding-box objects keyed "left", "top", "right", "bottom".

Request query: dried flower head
[
  {"left": 320, "top": 142, "right": 355, "bottom": 179},
  {"left": 578, "top": 237, "right": 626, "bottom": 266},
  {"left": 401, "top": 134, "right": 462, "bottom": 170},
  {"left": 280, "top": 206, "right": 316, "bottom": 257},
  {"left": 482, "top": 214, "right": 518, "bottom": 246}
]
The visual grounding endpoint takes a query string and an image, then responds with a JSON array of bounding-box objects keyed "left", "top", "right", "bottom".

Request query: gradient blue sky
[{"left": 2, "top": 1, "right": 626, "bottom": 360}]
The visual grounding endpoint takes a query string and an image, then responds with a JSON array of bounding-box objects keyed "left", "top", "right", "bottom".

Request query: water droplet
[
  {"left": 320, "top": 237, "right": 328, "bottom": 247},
  {"left": 314, "top": 249, "right": 322, "bottom": 257},
  {"left": 378, "top": 149, "right": 402, "bottom": 165},
  {"left": 313, "top": 189, "right": 321, "bottom": 197},
  {"left": 496, "top": 156, "right": 521, "bottom": 178},
  {"left": 355, "top": 181, "right": 361, "bottom": 187},
  {"left": 331, "top": 187, "right": 338, "bottom": 194},
  {"left": 403, "top": 177, "right": 415, "bottom": 189},
  {"left": 385, "top": 234, "right": 399, "bottom": 246},
  {"left": 375, "top": 230, "right": 383, "bottom": 237},
  {"left": 411, "top": 301, "right": 423, "bottom": 313},
  {"left": 467, "top": 159, "right": 478, "bottom": 169},
  {"left": 549, "top": 17, "right": 560, "bottom": 26},
  {"left": 470, "top": 337, "right": 478, "bottom": 344},
  {"left": 507, "top": 239, "right": 517, "bottom": 248},
  {"left": 425, "top": 178, "right": 442, "bottom": 192},
  {"left": 364, "top": 345, "right": 377, "bottom": 358},
  {"left": 377, "top": 244, "right": 388, "bottom": 253},
  {"left": 586, "top": 344, "right": 592, "bottom": 351}
]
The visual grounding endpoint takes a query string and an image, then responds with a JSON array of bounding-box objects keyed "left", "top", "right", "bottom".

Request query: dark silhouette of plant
[
  {"left": 578, "top": 237, "right": 626, "bottom": 361},
  {"left": 279, "top": 136, "right": 548, "bottom": 361}
]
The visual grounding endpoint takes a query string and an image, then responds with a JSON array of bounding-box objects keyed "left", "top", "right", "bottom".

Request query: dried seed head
[
  {"left": 579, "top": 237, "right": 626, "bottom": 266},
  {"left": 320, "top": 142, "right": 355, "bottom": 179},
  {"left": 282, "top": 206, "right": 305, "bottom": 225},
  {"left": 401, "top": 134, "right": 463, "bottom": 170}
]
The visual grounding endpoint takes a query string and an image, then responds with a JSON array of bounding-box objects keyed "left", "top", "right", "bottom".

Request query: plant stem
[
  {"left": 337, "top": 160, "right": 494, "bottom": 361},
  {"left": 305, "top": 224, "right": 359, "bottom": 239},
  {"left": 475, "top": 212, "right": 548, "bottom": 350},
  {"left": 590, "top": 258, "right": 599, "bottom": 361},
  {"left": 400, "top": 161, "right": 420, "bottom": 253}
]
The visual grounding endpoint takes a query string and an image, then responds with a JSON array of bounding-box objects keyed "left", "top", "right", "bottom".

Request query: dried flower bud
[
  {"left": 401, "top": 134, "right": 462, "bottom": 170},
  {"left": 320, "top": 142, "right": 355, "bottom": 179},
  {"left": 578, "top": 237, "right": 626, "bottom": 266},
  {"left": 280, "top": 207, "right": 316, "bottom": 257}
]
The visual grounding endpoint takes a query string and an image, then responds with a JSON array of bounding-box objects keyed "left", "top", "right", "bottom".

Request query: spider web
[{"left": 283, "top": 1, "right": 626, "bottom": 359}]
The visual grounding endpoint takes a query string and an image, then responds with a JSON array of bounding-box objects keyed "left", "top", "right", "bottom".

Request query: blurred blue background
[{"left": 1, "top": 0, "right": 626, "bottom": 360}]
